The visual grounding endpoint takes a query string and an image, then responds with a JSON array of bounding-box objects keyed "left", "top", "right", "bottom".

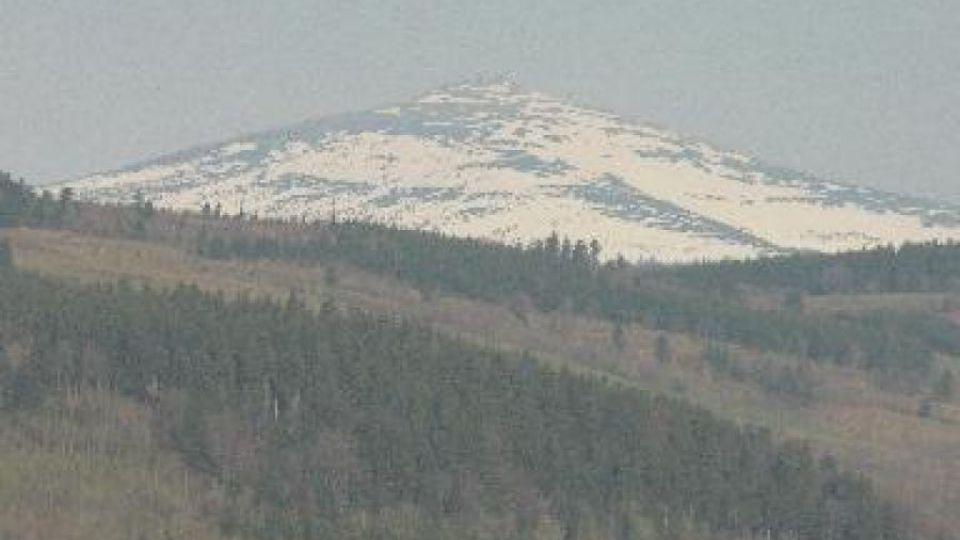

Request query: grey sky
[{"left": 2, "top": 0, "right": 959, "bottom": 202}]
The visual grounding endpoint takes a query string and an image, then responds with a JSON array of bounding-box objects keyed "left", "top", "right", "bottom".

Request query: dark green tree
[
  {"left": 0, "top": 240, "right": 11, "bottom": 268},
  {"left": 935, "top": 368, "right": 954, "bottom": 401},
  {"left": 612, "top": 322, "right": 626, "bottom": 352},
  {"left": 655, "top": 333, "right": 672, "bottom": 365}
]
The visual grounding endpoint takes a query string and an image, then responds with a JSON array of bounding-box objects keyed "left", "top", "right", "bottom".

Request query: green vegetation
[
  {"left": 0, "top": 239, "right": 11, "bottom": 268},
  {"left": 0, "top": 267, "right": 905, "bottom": 539},
  {"left": 663, "top": 242, "right": 960, "bottom": 295}
]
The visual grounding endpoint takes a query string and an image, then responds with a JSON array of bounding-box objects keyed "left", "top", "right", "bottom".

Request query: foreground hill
[
  {"left": 60, "top": 81, "right": 960, "bottom": 262},
  {"left": 5, "top": 224, "right": 958, "bottom": 538},
  {"left": 0, "top": 259, "right": 906, "bottom": 540}
]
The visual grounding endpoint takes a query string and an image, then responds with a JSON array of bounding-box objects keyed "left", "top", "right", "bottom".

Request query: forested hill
[
  {"left": 0, "top": 171, "right": 948, "bottom": 538},
  {"left": 0, "top": 261, "right": 905, "bottom": 539}
]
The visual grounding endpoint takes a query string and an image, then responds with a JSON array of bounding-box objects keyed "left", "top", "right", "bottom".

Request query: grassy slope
[
  {"left": 0, "top": 388, "right": 229, "bottom": 540},
  {"left": 804, "top": 292, "right": 954, "bottom": 314},
  {"left": 4, "top": 227, "right": 960, "bottom": 537}
]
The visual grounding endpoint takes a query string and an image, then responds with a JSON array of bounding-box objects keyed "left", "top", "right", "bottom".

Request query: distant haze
[{"left": 3, "top": 0, "right": 959, "bottom": 202}]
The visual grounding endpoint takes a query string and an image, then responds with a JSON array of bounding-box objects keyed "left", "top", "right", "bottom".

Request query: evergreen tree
[
  {"left": 612, "top": 322, "right": 626, "bottom": 352},
  {"left": 655, "top": 333, "right": 672, "bottom": 365},
  {"left": 0, "top": 240, "right": 11, "bottom": 268},
  {"left": 935, "top": 369, "right": 954, "bottom": 401}
]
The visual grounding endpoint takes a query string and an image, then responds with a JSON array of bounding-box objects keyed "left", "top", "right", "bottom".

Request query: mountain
[{"left": 61, "top": 80, "right": 960, "bottom": 262}]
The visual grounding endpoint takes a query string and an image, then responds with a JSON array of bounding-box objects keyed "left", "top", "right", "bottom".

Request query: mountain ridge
[{"left": 60, "top": 80, "right": 960, "bottom": 262}]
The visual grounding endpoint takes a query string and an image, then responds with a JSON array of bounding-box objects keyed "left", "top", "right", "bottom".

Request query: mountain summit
[{"left": 63, "top": 81, "right": 960, "bottom": 262}]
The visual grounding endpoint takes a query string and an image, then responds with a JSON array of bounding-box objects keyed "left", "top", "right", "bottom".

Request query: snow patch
[{"left": 220, "top": 141, "right": 258, "bottom": 157}]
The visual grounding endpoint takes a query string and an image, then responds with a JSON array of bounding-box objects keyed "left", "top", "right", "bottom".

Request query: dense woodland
[
  {"left": 662, "top": 242, "right": 960, "bottom": 295},
  {"left": 0, "top": 258, "right": 906, "bottom": 539}
]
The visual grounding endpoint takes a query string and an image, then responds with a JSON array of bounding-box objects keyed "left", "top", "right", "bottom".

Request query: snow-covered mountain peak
[{"left": 60, "top": 82, "right": 960, "bottom": 262}]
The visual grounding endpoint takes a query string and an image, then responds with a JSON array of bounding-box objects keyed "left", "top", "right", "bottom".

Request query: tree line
[{"left": 662, "top": 241, "right": 960, "bottom": 295}]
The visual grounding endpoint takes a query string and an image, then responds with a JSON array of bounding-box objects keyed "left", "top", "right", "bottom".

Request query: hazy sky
[{"left": 3, "top": 0, "right": 959, "bottom": 202}]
